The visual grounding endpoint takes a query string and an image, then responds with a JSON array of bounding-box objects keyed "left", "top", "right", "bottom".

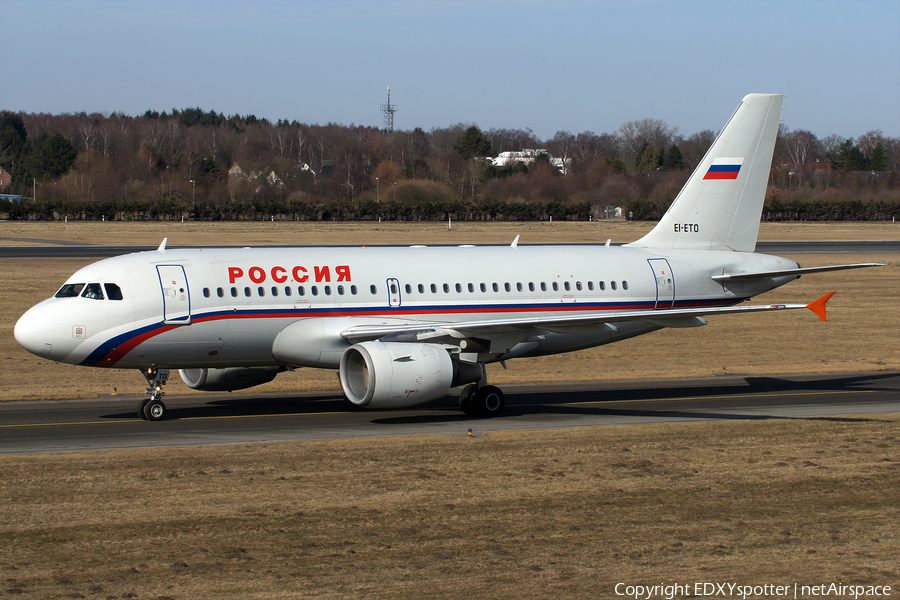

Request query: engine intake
[{"left": 339, "top": 342, "right": 480, "bottom": 409}]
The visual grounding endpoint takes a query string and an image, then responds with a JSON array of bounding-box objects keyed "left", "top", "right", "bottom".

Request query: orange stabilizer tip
[{"left": 806, "top": 291, "right": 836, "bottom": 322}]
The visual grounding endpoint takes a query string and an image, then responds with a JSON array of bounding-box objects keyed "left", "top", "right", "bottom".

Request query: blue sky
[{"left": 1, "top": 0, "right": 898, "bottom": 141}]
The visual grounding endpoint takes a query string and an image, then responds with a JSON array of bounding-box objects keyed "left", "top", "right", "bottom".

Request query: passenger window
[
  {"left": 337, "top": 285, "right": 344, "bottom": 295},
  {"left": 390, "top": 283, "right": 398, "bottom": 294},
  {"left": 576, "top": 282, "right": 582, "bottom": 291},
  {"left": 455, "top": 283, "right": 462, "bottom": 293},
  {"left": 588, "top": 281, "right": 594, "bottom": 291},
  {"left": 468, "top": 283, "right": 475, "bottom": 293},
  {"left": 492, "top": 283, "right": 499, "bottom": 292},
  {"left": 623, "top": 281, "right": 629, "bottom": 291},
  {"left": 298, "top": 286, "right": 305, "bottom": 296},
  {"left": 480, "top": 283, "right": 487, "bottom": 293},
  {"left": 443, "top": 283, "right": 450, "bottom": 293},
  {"left": 231, "top": 287, "right": 238, "bottom": 297},
  {"left": 285, "top": 287, "right": 292, "bottom": 297},
  {"left": 81, "top": 283, "right": 104, "bottom": 300},
  {"left": 418, "top": 284, "right": 425, "bottom": 293},
  {"left": 244, "top": 287, "right": 251, "bottom": 297},
  {"left": 504, "top": 283, "right": 511, "bottom": 292},
  {"left": 599, "top": 281, "right": 606, "bottom": 291},
  {"left": 552, "top": 282, "right": 559, "bottom": 292},
  {"left": 528, "top": 282, "right": 535, "bottom": 292},
  {"left": 104, "top": 283, "right": 123, "bottom": 300},
  {"left": 516, "top": 282, "right": 523, "bottom": 292},
  {"left": 258, "top": 286, "right": 265, "bottom": 297},
  {"left": 312, "top": 286, "right": 319, "bottom": 296},
  {"left": 370, "top": 285, "right": 377, "bottom": 295},
  {"left": 324, "top": 286, "right": 331, "bottom": 295},
  {"left": 203, "top": 288, "right": 211, "bottom": 298},
  {"left": 271, "top": 286, "right": 278, "bottom": 297},
  {"left": 217, "top": 287, "right": 225, "bottom": 298},
  {"left": 564, "top": 282, "right": 571, "bottom": 291},
  {"left": 430, "top": 284, "right": 437, "bottom": 293},
  {"left": 540, "top": 282, "right": 547, "bottom": 292},
  {"left": 350, "top": 285, "right": 358, "bottom": 295},
  {"left": 55, "top": 283, "right": 85, "bottom": 298},
  {"left": 611, "top": 281, "right": 618, "bottom": 290},
  {"left": 404, "top": 284, "right": 411, "bottom": 294}
]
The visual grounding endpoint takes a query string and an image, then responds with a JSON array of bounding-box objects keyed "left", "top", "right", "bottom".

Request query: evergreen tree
[
  {"left": 453, "top": 125, "right": 492, "bottom": 159},
  {"left": 829, "top": 139, "right": 870, "bottom": 171},
  {"left": 29, "top": 133, "right": 77, "bottom": 180},
  {"left": 661, "top": 144, "right": 684, "bottom": 171},
  {"left": 868, "top": 142, "right": 887, "bottom": 171}
]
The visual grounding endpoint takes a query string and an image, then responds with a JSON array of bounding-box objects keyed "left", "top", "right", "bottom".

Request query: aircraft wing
[
  {"left": 711, "top": 262, "right": 884, "bottom": 282},
  {"left": 340, "top": 293, "right": 836, "bottom": 344}
]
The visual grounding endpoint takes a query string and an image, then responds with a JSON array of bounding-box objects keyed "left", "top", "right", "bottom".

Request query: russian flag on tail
[{"left": 703, "top": 157, "right": 743, "bottom": 180}]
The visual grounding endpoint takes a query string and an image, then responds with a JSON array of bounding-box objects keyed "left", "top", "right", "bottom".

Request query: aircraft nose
[{"left": 14, "top": 306, "right": 55, "bottom": 358}]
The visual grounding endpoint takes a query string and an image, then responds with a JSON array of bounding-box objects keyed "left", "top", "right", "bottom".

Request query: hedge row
[{"left": 4, "top": 198, "right": 898, "bottom": 222}]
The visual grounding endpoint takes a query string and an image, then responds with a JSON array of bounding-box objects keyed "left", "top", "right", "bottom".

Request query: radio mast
[{"left": 380, "top": 86, "right": 398, "bottom": 133}]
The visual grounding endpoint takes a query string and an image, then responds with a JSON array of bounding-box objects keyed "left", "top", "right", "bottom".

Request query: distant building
[
  {"left": 0, "top": 166, "right": 11, "bottom": 189},
  {"left": 491, "top": 149, "right": 571, "bottom": 175}
]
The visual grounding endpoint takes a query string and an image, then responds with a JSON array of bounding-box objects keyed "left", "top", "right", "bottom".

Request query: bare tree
[{"left": 782, "top": 128, "right": 820, "bottom": 186}]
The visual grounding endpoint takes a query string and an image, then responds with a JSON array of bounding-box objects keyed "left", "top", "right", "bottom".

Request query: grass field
[
  {"left": 1, "top": 221, "right": 898, "bottom": 598},
  {"left": 1, "top": 417, "right": 898, "bottom": 599}
]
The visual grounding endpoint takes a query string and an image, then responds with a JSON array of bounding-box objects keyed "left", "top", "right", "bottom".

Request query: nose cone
[{"left": 14, "top": 306, "right": 55, "bottom": 358}]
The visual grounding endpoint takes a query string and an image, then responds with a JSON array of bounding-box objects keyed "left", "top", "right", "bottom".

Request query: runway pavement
[{"left": 1, "top": 371, "right": 897, "bottom": 454}]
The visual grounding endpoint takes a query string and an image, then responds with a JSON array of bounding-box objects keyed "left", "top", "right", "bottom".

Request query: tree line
[{"left": 1, "top": 108, "right": 897, "bottom": 222}]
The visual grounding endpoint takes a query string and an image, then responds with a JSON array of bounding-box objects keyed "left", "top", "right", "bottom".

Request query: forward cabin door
[
  {"left": 157, "top": 265, "right": 192, "bottom": 325},
  {"left": 648, "top": 258, "right": 675, "bottom": 309}
]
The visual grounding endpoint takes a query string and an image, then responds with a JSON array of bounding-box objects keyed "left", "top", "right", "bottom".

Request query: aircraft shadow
[{"left": 100, "top": 371, "right": 897, "bottom": 423}]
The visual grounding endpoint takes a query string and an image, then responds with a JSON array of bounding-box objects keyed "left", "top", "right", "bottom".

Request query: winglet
[
  {"left": 157, "top": 237, "right": 168, "bottom": 253},
  {"left": 511, "top": 235, "right": 519, "bottom": 248},
  {"left": 806, "top": 291, "right": 835, "bottom": 322}
]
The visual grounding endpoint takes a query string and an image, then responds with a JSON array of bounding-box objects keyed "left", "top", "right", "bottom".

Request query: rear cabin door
[
  {"left": 157, "top": 265, "right": 192, "bottom": 325},
  {"left": 647, "top": 258, "right": 675, "bottom": 309}
]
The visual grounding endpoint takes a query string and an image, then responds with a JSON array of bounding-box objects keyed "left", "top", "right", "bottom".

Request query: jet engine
[
  {"left": 179, "top": 366, "right": 281, "bottom": 392},
  {"left": 339, "top": 341, "right": 481, "bottom": 409}
]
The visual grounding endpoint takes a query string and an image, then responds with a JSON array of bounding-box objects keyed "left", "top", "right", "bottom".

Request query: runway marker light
[{"left": 467, "top": 428, "right": 473, "bottom": 437}]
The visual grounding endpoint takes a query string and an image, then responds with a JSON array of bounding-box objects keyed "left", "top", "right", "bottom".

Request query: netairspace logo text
[{"left": 614, "top": 582, "right": 893, "bottom": 599}]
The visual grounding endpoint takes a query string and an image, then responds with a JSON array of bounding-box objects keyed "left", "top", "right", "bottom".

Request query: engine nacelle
[
  {"left": 179, "top": 366, "right": 280, "bottom": 392},
  {"left": 339, "top": 342, "right": 480, "bottom": 409}
]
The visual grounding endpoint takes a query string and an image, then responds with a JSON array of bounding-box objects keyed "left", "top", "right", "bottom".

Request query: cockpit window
[
  {"left": 55, "top": 283, "right": 85, "bottom": 298},
  {"left": 104, "top": 283, "right": 124, "bottom": 300},
  {"left": 81, "top": 283, "right": 104, "bottom": 300}
]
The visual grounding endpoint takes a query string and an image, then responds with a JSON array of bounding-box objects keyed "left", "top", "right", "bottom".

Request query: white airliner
[{"left": 15, "top": 94, "right": 882, "bottom": 421}]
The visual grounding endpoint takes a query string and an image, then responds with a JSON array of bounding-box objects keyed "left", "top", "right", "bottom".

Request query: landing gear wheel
[
  {"left": 143, "top": 398, "right": 167, "bottom": 421},
  {"left": 473, "top": 385, "right": 505, "bottom": 418},
  {"left": 138, "top": 398, "right": 150, "bottom": 420},
  {"left": 459, "top": 384, "right": 479, "bottom": 417}
]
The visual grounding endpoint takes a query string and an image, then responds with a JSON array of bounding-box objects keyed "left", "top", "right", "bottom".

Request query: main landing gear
[
  {"left": 138, "top": 368, "right": 169, "bottom": 421},
  {"left": 458, "top": 365, "right": 505, "bottom": 418}
]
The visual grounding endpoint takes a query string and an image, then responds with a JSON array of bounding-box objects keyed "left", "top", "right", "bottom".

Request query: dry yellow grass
[
  {"left": 1, "top": 221, "right": 897, "bottom": 401},
  {"left": 1, "top": 418, "right": 898, "bottom": 598}
]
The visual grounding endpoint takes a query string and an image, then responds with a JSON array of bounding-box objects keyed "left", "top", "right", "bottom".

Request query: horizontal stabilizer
[{"left": 711, "top": 263, "right": 885, "bottom": 282}]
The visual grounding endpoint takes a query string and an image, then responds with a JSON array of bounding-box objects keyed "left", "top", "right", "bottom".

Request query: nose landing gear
[{"left": 138, "top": 368, "right": 169, "bottom": 421}]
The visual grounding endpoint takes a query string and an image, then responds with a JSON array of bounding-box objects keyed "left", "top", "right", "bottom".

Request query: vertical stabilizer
[{"left": 629, "top": 94, "right": 783, "bottom": 252}]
